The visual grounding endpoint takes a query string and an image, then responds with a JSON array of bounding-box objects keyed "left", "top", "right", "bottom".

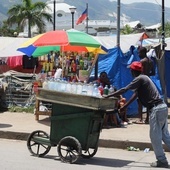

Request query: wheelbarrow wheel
[
  {"left": 27, "top": 130, "right": 51, "bottom": 157},
  {"left": 81, "top": 147, "right": 98, "bottom": 158},
  {"left": 57, "top": 136, "right": 82, "bottom": 163}
]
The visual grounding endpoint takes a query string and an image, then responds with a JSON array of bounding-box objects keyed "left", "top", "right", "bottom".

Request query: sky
[{"left": 112, "top": 0, "right": 170, "bottom": 8}]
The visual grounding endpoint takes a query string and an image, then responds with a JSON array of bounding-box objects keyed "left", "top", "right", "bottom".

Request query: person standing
[
  {"left": 136, "top": 47, "right": 155, "bottom": 124},
  {"left": 104, "top": 61, "right": 170, "bottom": 168},
  {"left": 139, "top": 47, "right": 155, "bottom": 76}
]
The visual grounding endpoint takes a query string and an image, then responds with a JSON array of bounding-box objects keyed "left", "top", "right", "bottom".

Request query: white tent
[
  {"left": 166, "top": 42, "right": 170, "bottom": 50},
  {"left": 0, "top": 37, "right": 30, "bottom": 57},
  {"left": 0, "top": 33, "right": 147, "bottom": 58},
  {"left": 165, "top": 38, "right": 170, "bottom": 50},
  {"left": 94, "top": 32, "right": 147, "bottom": 53},
  {"left": 142, "top": 37, "right": 170, "bottom": 51}
]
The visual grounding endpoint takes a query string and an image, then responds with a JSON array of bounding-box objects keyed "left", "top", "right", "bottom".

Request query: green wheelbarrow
[{"left": 27, "top": 89, "right": 117, "bottom": 163}]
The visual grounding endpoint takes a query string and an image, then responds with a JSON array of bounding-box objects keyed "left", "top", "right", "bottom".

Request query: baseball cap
[{"left": 129, "top": 61, "right": 142, "bottom": 72}]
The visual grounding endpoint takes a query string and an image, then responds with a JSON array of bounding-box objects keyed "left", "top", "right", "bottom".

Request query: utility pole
[
  {"left": 86, "top": 3, "right": 88, "bottom": 34},
  {"left": 53, "top": 0, "right": 56, "bottom": 30},
  {"left": 161, "top": 0, "right": 167, "bottom": 104},
  {"left": 117, "top": 0, "right": 120, "bottom": 47},
  {"left": 162, "top": 0, "right": 165, "bottom": 51}
]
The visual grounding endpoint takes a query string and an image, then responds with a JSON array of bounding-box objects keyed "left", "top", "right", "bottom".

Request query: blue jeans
[{"left": 149, "top": 103, "right": 170, "bottom": 162}]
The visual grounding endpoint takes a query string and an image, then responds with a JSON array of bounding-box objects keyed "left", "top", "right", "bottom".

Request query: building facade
[{"left": 20, "top": 0, "right": 121, "bottom": 37}]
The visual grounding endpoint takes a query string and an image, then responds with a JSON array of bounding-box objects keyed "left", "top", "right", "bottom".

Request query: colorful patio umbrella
[{"left": 17, "top": 29, "right": 107, "bottom": 57}]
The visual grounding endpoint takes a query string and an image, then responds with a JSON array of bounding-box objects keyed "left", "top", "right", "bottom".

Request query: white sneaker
[{"left": 121, "top": 121, "right": 128, "bottom": 127}]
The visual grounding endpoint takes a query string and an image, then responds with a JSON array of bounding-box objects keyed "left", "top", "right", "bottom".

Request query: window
[{"left": 57, "top": 13, "right": 63, "bottom": 17}]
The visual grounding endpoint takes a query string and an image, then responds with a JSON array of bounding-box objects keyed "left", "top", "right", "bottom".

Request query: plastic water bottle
[
  {"left": 92, "top": 84, "right": 99, "bottom": 97},
  {"left": 104, "top": 85, "right": 109, "bottom": 95},
  {"left": 57, "top": 79, "right": 62, "bottom": 91},
  {"left": 82, "top": 81, "right": 88, "bottom": 95},
  {"left": 76, "top": 80, "right": 83, "bottom": 94},
  {"left": 109, "top": 85, "right": 115, "bottom": 94},
  {"left": 98, "top": 83, "right": 104, "bottom": 95},
  {"left": 48, "top": 78, "right": 54, "bottom": 90},
  {"left": 60, "top": 79, "right": 66, "bottom": 92},
  {"left": 42, "top": 78, "right": 48, "bottom": 89},
  {"left": 71, "top": 80, "right": 77, "bottom": 94},
  {"left": 65, "top": 81, "right": 71, "bottom": 93},
  {"left": 87, "top": 83, "right": 93, "bottom": 96},
  {"left": 54, "top": 78, "right": 59, "bottom": 91}
]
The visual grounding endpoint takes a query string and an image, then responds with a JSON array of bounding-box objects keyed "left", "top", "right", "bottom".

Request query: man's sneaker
[
  {"left": 150, "top": 161, "right": 169, "bottom": 168},
  {"left": 120, "top": 121, "right": 128, "bottom": 127}
]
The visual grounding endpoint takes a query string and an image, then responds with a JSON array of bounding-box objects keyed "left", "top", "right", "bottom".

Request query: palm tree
[
  {"left": 0, "top": 20, "right": 15, "bottom": 37},
  {"left": 121, "top": 24, "right": 134, "bottom": 35},
  {"left": 7, "top": 0, "right": 53, "bottom": 37},
  {"left": 159, "top": 22, "right": 170, "bottom": 38}
]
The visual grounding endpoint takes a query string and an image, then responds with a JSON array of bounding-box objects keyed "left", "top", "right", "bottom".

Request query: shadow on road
[
  {"left": 0, "top": 123, "right": 12, "bottom": 128},
  {"left": 37, "top": 117, "right": 50, "bottom": 127}
]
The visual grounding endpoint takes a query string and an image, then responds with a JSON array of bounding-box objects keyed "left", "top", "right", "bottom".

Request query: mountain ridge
[{"left": 0, "top": 0, "right": 169, "bottom": 26}]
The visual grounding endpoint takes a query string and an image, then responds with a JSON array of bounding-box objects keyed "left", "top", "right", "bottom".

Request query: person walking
[{"left": 104, "top": 61, "right": 170, "bottom": 168}]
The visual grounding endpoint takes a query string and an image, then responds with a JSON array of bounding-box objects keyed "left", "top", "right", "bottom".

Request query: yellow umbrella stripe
[
  {"left": 19, "top": 33, "right": 44, "bottom": 48},
  {"left": 86, "top": 47, "right": 107, "bottom": 54}
]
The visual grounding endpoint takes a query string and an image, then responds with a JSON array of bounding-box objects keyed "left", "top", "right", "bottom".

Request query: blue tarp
[
  {"left": 91, "top": 46, "right": 163, "bottom": 116},
  {"left": 165, "top": 50, "right": 170, "bottom": 98}
]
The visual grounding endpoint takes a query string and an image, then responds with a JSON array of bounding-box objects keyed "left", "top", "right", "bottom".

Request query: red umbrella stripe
[{"left": 33, "top": 30, "right": 69, "bottom": 46}]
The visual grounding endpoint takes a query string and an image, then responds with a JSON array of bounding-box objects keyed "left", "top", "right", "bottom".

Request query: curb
[
  {"left": 0, "top": 131, "right": 29, "bottom": 141},
  {"left": 98, "top": 139, "right": 153, "bottom": 150},
  {"left": 1, "top": 130, "right": 168, "bottom": 152}
]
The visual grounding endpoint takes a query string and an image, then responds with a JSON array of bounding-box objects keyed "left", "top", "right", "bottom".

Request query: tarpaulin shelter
[
  {"left": 0, "top": 37, "right": 30, "bottom": 69},
  {"left": 141, "top": 37, "right": 170, "bottom": 99},
  {"left": 90, "top": 33, "right": 163, "bottom": 116},
  {"left": 0, "top": 37, "right": 29, "bottom": 57},
  {"left": 164, "top": 40, "right": 170, "bottom": 98},
  {"left": 94, "top": 32, "right": 149, "bottom": 53}
]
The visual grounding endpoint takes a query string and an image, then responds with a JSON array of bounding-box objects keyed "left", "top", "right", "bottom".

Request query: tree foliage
[
  {"left": 159, "top": 22, "right": 170, "bottom": 38},
  {"left": 121, "top": 24, "right": 134, "bottom": 35},
  {"left": 7, "top": 0, "right": 53, "bottom": 37},
  {"left": 0, "top": 20, "right": 17, "bottom": 37}
]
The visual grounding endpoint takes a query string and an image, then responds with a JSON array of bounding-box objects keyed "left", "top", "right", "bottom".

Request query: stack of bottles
[{"left": 42, "top": 78, "right": 115, "bottom": 98}]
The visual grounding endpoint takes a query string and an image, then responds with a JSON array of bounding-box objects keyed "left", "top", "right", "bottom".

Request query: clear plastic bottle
[
  {"left": 51, "top": 78, "right": 56, "bottom": 91},
  {"left": 92, "top": 84, "right": 99, "bottom": 97},
  {"left": 57, "top": 79, "right": 62, "bottom": 91},
  {"left": 76, "top": 80, "right": 83, "bottom": 94},
  {"left": 87, "top": 82, "right": 93, "bottom": 96},
  {"left": 54, "top": 78, "right": 59, "bottom": 91},
  {"left": 82, "top": 80, "right": 88, "bottom": 95},
  {"left": 60, "top": 78, "right": 66, "bottom": 92},
  {"left": 65, "top": 81, "right": 71, "bottom": 93},
  {"left": 98, "top": 83, "right": 104, "bottom": 95},
  {"left": 109, "top": 85, "right": 115, "bottom": 95},
  {"left": 42, "top": 78, "right": 48, "bottom": 89},
  {"left": 71, "top": 80, "right": 77, "bottom": 94},
  {"left": 48, "top": 78, "right": 54, "bottom": 90}
]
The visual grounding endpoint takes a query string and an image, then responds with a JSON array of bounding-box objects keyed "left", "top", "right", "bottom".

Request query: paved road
[{"left": 0, "top": 139, "right": 170, "bottom": 170}]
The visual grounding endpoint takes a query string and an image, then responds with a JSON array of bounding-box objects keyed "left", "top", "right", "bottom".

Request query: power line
[{"left": 154, "top": 0, "right": 162, "bottom": 7}]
